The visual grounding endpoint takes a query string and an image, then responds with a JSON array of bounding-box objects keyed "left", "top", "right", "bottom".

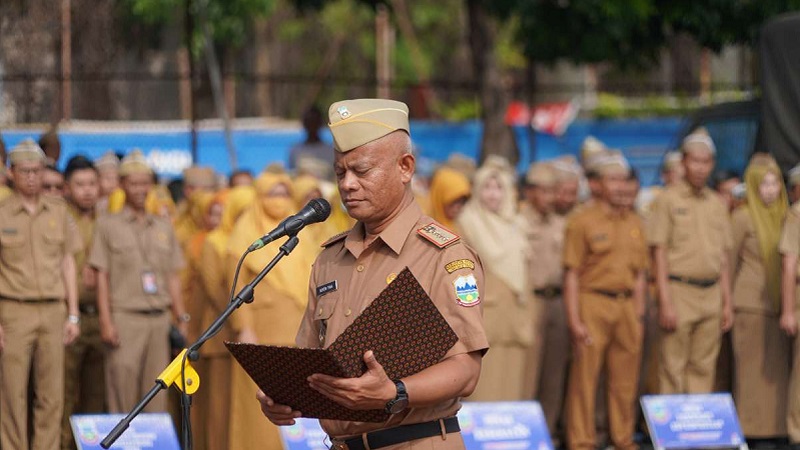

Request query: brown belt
[
  {"left": 668, "top": 275, "right": 718, "bottom": 288},
  {"left": 0, "top": 295, "right": 60, "bottom": 304},
  {"left": 331, "top": 417, "right": 460, "bottom": 450},
  {"left": 590, "top": 289, "right": 632, "bottom": 300},
  {"left": 129, "top": 309, "right": 167, "bottom": 316}
]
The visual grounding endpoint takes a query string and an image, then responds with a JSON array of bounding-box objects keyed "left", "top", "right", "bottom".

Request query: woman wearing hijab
[
  {"left": 226, "top": 172, "right": 317, "bottom": 450},
  {"left": 456, "top": 156, "right": 537, "bottom": 400},
  {"left": 731, "top": 153, "right": 790, "bottom": 439},
  {"left": 428, "top": 166, "right": 471, "bottom": 232},
  {"left": 292, "top": 174, "right": 343, "bottom": 246}
]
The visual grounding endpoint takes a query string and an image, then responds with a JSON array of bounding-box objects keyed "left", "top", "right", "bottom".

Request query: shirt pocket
[
  {"left": 588, "top": 234, "right": 612, "bottom": 254},
  {"left": 42, "top": 228, "right": 65, "bottom": 258},
  {"left": 314, "top": 296, "right": 338, "bottom": 348},
  {"left": 109, "top": 239, "right": 138, "bottom": 270},
  {"left": 0, "top": 232, "right": 28, "bottom": 262}
]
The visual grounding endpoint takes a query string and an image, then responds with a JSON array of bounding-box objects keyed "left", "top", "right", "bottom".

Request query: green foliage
[
  {"left": 440, "top": 98, "right": 481, "bottom": 121},
  {"left": 124, "top": 0, "right": 276, "bottom": 50}
]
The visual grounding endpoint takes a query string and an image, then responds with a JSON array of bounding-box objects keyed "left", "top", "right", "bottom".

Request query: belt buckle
[
  {"left": 331, "top": 441, "right": 348, "bottom": 450},
  {"left": 545, "top": 287, "right": 555, "bottom": 298}
]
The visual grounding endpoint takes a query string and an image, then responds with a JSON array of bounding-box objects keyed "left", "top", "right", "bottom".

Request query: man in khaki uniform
[
  {"left": 779, "top": 201, "right": 800, "bottom": 448},
  {"left": 61, "top": 156, "right": 106, "bottom": 449},
  {"left": 562, "top": 153, "right": 647, "bottom": 450},
  {"left": 647, "top": 129, "right": 733, "bottom": 394},
  {"left": 174, "top": 166, "right": 217, "bottom": 248},
  {"left": 258, "top": 99, "right": 489, "bottom": 450},
  {"left": 0, "top": 139, "right": 81, "bottom": 450},
  {"left": 551, "top": 156, "right": 582, "bottom": 217},
  {"left": 521, "top": 162, "right": 569, "bottom": 436},
  {"left": 90, "top": 151, "right": 188, "bottom": 413}
]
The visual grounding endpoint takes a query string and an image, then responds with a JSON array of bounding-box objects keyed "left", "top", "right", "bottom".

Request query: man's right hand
[
  {"left": 568, "top": 319, "right": 591, "bottom": 346},
  {"left": 781, "top": 311, "right": 798, "bottom": 337},
  {"left": 658, "top": 300, "right": 678, "bottom": 331},
  {"left": 256, "top": 390, "right": 301, "bottom": 426},
  {"left": 100, "top": 319, "right": 120, "bottom": 347}
]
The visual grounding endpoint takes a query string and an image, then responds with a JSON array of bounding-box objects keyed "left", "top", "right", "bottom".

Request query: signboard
[
  {"left": 641, "top": 393, "right": 748, "bottom": 450},
  {"left": 460, "top": 401, "right": 553, "bottom": 450},
  {"left": 70, "top": 413, "right": 180, "bottom": 450},
  {"left": 280, "top": 402, "right": 552, "bottom": 450}
]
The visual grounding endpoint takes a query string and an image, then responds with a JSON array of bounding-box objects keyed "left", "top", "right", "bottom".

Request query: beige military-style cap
[
  {"left": 594, "top": 150, "right": 630, "bottom": 177},
  {"left": 183, "top": 166, "right": 216, "bottom": 188},
  {"left": 682, "top": 127, "right": 716, "bottom": 155},
  {"left": 550, "top": 155, "right": 583, "bottom": 181},
  {"left": 526, "top": 162, "right": 557, "bottom": 187},
  {"left": 788, "top": 164, "right": 800, "bottom": 187},
  {"left": 95, "top": 151, "right": 120, "bottom": 171},
  {"left": 328, "top": 98, "right": 409, "bottom": 152},
  {"left": 662, "top": 151, "right": 682, "bottom": 171},
  {"left": 119, "top": 149, "right": 153, "bottom": 176},
  {"left": 580, "top": 136, "right": 607, "bottom": 167},
  {"left": 7, "top": 138, "right": 46, "bottom": 165}
]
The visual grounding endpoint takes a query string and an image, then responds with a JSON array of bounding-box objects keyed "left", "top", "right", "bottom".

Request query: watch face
[{"left": 388, "top": 398, "right": 409, "bottom": 414}]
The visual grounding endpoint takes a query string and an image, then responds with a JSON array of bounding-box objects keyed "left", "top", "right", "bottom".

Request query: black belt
[
  {"left": 130, "top": 309, "right": 167, "bottom": 316},
  {"left": 534, "top": 286, "right": 562, "bottom": 299},
  {"left": 79, "top": 303, "right": 98, "bottom": 315},
  {"left": 0, "top": 295, "right": 60, "bottom": 304},
  {"left": 332, "top": 417, "right": 460, "bottom": 450},
  {"left": 591, "top": 289, "right": 632, "bottom": 300},
  {"left": 668, "top": 275, "right": 718, "bottom": 288}
]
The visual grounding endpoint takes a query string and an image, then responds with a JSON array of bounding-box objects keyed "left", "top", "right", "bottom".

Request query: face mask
[{"left": 260, "top": 196, "right": 293, "bottom": 220}]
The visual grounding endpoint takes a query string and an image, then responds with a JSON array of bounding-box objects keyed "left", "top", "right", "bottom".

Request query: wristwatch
[{"left": 384, "top": 380, "right": 409, "bottom": 414}]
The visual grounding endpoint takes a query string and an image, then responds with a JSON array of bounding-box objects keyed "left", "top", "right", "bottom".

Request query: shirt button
[
  {"left": 345, "top": 308, "right": 352, "bottom": 317},
  {"left": 318, "top": 308, "right": 323, "bottom": 316},
  {"left": 356, "top": 264, "right": 365, "bottom": 272}
]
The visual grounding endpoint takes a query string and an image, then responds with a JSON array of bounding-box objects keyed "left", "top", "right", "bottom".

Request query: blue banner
[
  {"left": 280, "top": 402, "right": 553, "bottom": 450},
  {"left": 1, "top": 117, "right": 682, "bottom": 186},
  {"left": 70, "top": 413, "right": 180, "bottom": 450},
  {"left": 641, "top": 393, "right": 745, "bottom": 450}
]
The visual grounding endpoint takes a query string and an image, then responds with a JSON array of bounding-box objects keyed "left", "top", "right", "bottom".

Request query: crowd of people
[{"left": 1, "top": 110, "right": 800, "bottom": 450}]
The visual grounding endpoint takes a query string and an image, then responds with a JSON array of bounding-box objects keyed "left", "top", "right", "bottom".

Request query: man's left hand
[{"left": 308, "top": 350, "right": 396, "bottom": 411}]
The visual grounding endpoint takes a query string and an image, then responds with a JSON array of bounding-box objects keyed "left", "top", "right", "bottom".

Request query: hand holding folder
[{"left": 226, "top": 267, "right": 458, "bottom": 422}]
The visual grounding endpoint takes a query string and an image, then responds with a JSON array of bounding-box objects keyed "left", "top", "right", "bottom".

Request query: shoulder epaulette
[
  {"left": 321, "top": 230, "right": 350, "bottom": 248},
  {"left": 417, "top": 222, "right": 460, "bottom": 249}
]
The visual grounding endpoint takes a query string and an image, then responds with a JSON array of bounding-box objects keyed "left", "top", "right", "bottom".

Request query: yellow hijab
[
  {"left": 227, "top": 173, "right": 315, "bottom": 308},
  {"left": 743, "top": 155, "right": 788, "bottom": 307},
  {"left": 106, "top": 187, "right": 126, "bottom": 213},
  {"left": 456, "top": 159, "right": 529, "bottom": 296},
  {"left": 185, "top": 191, "right": 219, "bottom": 261},
  {"left": 429, "top": 167, "right": 471, "bottom": 230},
  {"left": 107, "top": 185, "right": 177, "bottom": 219},
  {"left": 206, "top": 186, "right": 256, "bottom": 257},
  {"left": 291, "top": 175, "right": 343, "bottom": 247}
]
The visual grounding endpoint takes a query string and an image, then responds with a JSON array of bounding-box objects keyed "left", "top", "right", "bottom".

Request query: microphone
[{"left": 248, "top": 198, "right": 332, "bottom": 251}]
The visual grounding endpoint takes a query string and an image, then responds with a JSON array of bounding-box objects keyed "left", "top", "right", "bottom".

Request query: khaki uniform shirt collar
[
  {"left": 344, "top": 200, "right": 423, "bottom": 258},
  {"left": 677, "top": 180, "right": 709, "bottom": 199},
  {"left": 7, "top": 193, "right": 47, "bottom": 215},
  {"left": 120, "top": 206, "right": 154, "bottom": 225}
]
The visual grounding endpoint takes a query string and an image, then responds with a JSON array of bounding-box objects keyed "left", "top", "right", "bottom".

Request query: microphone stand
[{"left": 101, "top": 235, "right": 301, "bottom": 449}]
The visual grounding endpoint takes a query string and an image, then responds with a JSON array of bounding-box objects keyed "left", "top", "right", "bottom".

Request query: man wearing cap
[
  {"left": 562, "top": 153, "right": 647, "bottom": 450},
  {"left": 787, "top": 164, "right": 800, "bottom": 204},
  {"left": 89, "top": 150, "right": 188, "bottom": 413},
  {"left": 0, "top": 139, "right": 82, "bottom": 450},
  {"left": 61, "top": 155, "right": 106, "bottom": 450},
  {"left": 521, "top": 162, "right": 569, "bottom": 435},
  {"left": 647, "top": 128, "right": 734, "bottom": 394},
  {"left": 257, "top": 99, "right": 488, "bottom": 450},
  {"left": 551, "top": 156, "right": 582, "bottom": 217},
  {"left": 174, "top": 165, "right": 217, "bottom": 246}
]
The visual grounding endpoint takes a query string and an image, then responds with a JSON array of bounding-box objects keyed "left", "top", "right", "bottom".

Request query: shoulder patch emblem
[
  {"left": 417, "top": 222, "right": 460, "bottom": 248},
  {"left": 321, "top": 230, "right": 349, "bottom": 248},
  {"left": 445, "top": 259, "right": 475, "bottom": 274},
  {"left": 454, "top": 274, "right": 480, "bottom": 307}
]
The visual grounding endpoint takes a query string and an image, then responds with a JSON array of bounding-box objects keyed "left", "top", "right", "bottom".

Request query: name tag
[{"left": 316, "top": 280, "right": 338, "bottom": 297}]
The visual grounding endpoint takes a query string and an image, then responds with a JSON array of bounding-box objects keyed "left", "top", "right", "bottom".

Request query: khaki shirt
[
  {"left": 779, "top": 202, "right": 800, "bottom": 281},
  {"left": 732, "top": 208, "right": 777, "bottom": 314},
  {"left": 647, "top": 181, "right": 732, "bottom": 279},
  {"left": 89, "top": 207, "right": 184, "bottom": 311},
  {"left": 522, "top": 205, "right": 565, "bottom": 289},
  {"left": 0, "top": 193, "right": 81, "bottom": 300},
  {"left": 563, "top": 202, "right": 647, "bottom": 292},
  {"left": 295, "top": 201, "right": 488, "bottom": 438},
  {"left": 69, "top": 205, "right": 97, "bottom": 305}
]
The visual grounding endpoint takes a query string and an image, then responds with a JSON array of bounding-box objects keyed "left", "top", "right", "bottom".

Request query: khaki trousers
[
  {"left": 535, "top": 296, "right": 570, "bottom": 435},
  {"left": 105, "top": 310, "right": 170, "bottom": 413},
  {"left": 191, "top": 355, "right": 232, "bottom": 450},
  {"left": 61, "top": 313, "right": 106, "bottom": 450},
  {"left": 788, "top": 308, "right": 800, "bottom": 443},
  {"left": 658, "top": 282, "right": 722, "bottom": 394},
  {"left": 0, "top": 301, "right": 66, "bottom": 450},
  {"left": 565, "top": 294, "right": 642, "bottom": 450},
  {"left": 732, "top": 311, "right": 790, "bottom": 437}
]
